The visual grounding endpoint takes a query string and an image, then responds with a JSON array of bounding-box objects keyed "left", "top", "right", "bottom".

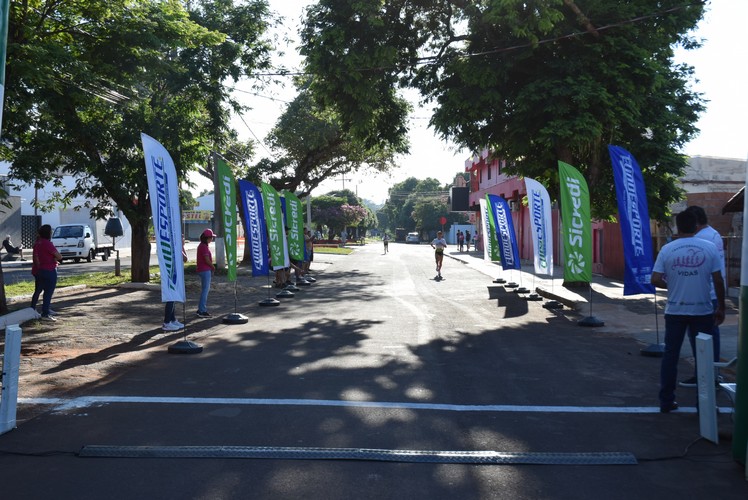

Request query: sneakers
[
  {"left": 162, "top": 322, "right": 181, "bottom": 331},
  {"left": 171, "top": 320, "right": 185, "bottom": 329},
  {"left": 196, "top": 311, "right": 211, "bottom": 318},
  {"left": 40, "top": 315, "right": 57, "bottom": 322}
]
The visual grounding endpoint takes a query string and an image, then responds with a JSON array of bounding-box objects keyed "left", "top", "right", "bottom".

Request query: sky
[{"left": 194, "top": 0, "right": 748, "bottom": 205}]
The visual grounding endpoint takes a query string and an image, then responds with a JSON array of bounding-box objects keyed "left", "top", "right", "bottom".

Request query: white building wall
[{"left": 0, "top": 162, "right": 132, "bottom": 248}]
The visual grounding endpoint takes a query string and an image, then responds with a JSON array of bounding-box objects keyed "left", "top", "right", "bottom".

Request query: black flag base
[
  {"left": 543, "top": 300, "right": 564, "bottom": 310},
  {"left": 276, "top": 289, "right": 295, "bottom": 299},
  {"left": 168, "top": 340, "right": 203, "bottom": 354},
  {"left": 526, "top": 293, "right": 543, "bottom": 301},
  {"left": 578, "top": 316, "right": 605, "bottom": 327},
  {"left": 514, "top": 287, "right": 530, "bottom": 294},
  {"left": 504, "top": 282, "right": 519, "bottom": 288},
  {"left": 493, "top": 278, "right": 506, "bottom": 284},
  {"left": 223, "top": 313, "right": 249, "bottom": 324},
  {"left": 640, "top": 343, "right": 665, "bottom": 358},
  {"left": 259, "top": 298, "right": 281, "bottom": 307}
]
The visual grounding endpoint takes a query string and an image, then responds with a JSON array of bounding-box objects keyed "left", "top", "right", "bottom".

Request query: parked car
[{"left": 405, "top": 232, "right": 419, "bottom": 244}]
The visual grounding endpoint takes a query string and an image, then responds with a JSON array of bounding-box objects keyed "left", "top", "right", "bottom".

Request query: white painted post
[
  {"left": 696, "top": 333, "right": 718, "bottom": 444},
  {"left": 0, "top": 324, "right": 22, "bottom": 435}
]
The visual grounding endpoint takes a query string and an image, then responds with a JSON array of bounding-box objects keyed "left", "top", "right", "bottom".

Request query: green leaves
[
  {"left": 301, "top": 0, "right": 706, "bottom": 221},
  {"left": 3, "top": 0, "right": 273, "bottom": 280}
]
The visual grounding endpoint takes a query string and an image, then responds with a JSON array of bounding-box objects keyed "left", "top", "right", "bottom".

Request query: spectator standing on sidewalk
[
  {"left": 457, "top": 230, "right": 464, "bottom": 252},
  {"left": 303, "top": 228, "right": 315, "bottom": 275},
  {"left": 31, "top": 224, "right": 63, "bottom": 321},
  {"left": 163, "top": 241, "right": 188, "bottom": 331},
  {"left": 678, "top": 205, "right": 727, "bottom": 387},
  {"left": 650, "top": 210, "right": 725, "bottom": 413},
  {"left": 196, "top": 229, "right": 216, "bottom": 317},
  {"left": 465, "top": 230, "right": 471, "bottom": 251},
  {"left": 29, "top": 227, "right": 44, "bottom": 314}
]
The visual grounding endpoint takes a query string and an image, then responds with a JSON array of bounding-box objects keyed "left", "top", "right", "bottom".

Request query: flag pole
[
  {"left": 731, "top": 160, "right": 748, "bottom": 464},
  {"left": 640, "top": 291, "right": 665, "bottom": 357},
  {"left": 0, "top": 0, "right": 9, "bottom": 136}
]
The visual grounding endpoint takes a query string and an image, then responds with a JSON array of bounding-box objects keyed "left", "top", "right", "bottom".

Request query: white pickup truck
[{"left": 51, "top": 222, "right": 113, "bottom": 263}]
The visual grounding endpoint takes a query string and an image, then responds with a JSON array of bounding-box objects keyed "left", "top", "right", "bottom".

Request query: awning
[{"left": 722, "top": 186, "right": 744, "bottom": 214}]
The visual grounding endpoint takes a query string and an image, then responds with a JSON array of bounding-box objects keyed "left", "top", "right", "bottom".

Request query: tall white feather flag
[{"left": 141, "top": 133, "right": 185, "bottom": 303}]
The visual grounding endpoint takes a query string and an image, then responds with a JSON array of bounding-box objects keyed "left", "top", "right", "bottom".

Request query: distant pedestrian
[
  {"left": 678, "top": 205, "right": 727, "bottom": 387},
  {"left": 650, "top": 210, "right": 725, "bottom": 413},
  {"left": 465, "top": 230, "right": 471, "bottom": 251},
  {"left": 163, "top": 241, "right": 188, "bottom": 331},
  {"left": 430, "top": 230, "right": 447, "bottom": 279},
  {"left": 3, "top": 234, "right": 25, "bottom": 260},
  {"left": 196, "top": 229, "right": 216, "bottom": 318},
  {"left": 457, "top": 230, "right": 464, "bottom": 252},
  {"left": 383, "top": 233, "right": 389, "bottom": 254},
  {"left": 31, "top": 224, "right": 63, "bottom": 321}
]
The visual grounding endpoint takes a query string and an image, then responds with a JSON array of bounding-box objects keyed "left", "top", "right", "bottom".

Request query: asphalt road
[{"left": 1, "top": 242, "right": 747, "bottom": 499}]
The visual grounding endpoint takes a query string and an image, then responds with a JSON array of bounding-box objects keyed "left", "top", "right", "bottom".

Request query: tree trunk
[{"left": 130, "top": 218, "right": 152, "bottom": 282}]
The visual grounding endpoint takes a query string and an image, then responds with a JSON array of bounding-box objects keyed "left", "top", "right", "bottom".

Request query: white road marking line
[{"left": 18, "top": 396, "right": 732, "bottom": 414}]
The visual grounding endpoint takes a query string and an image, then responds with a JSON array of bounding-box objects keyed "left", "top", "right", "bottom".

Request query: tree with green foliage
[
  {"left": 380, "top": 177, "right": 449, "bottom": 232},
  {"left": 2, "top": 0, "right": 273, "bottom": 281},
  {"left": 412, "top": 197, "right": 467, "bottom": 236},
  {"left": 301, "top": 0, "right": 705, "bottom": 220},
  {"left": 310, "top": 189, "right": 372, "bottom": 238},
  {"left": 256, "top": 86, "right": 402, "bottom": 196}
]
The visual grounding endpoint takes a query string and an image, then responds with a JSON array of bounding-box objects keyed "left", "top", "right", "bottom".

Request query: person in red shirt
[
  {"left": 31, "top": 224, "right": 62, "bottom": 321},
  {"left": 196, "top": 229, "right": 216, "bottom": 317}
]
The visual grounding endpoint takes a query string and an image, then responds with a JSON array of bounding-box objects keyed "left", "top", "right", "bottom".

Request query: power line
[{"left": 236, "top": 113, "right": 273, "bottom": 157}]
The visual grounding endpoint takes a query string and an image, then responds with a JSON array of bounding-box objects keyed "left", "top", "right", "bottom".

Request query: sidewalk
[{"left": 444, "top": 249, "right": 740, "bottom": 367}]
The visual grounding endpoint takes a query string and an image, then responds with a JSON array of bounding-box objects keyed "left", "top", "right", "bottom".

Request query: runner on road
[
  {"left": 383, "top": 233, "right": 389, "bottom": 254},
  {"left": 430, "top": 231, "right": 447, "bottom": 280}
]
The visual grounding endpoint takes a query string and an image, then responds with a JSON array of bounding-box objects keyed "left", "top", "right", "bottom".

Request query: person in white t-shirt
[
  {"left": 651, "top": 210, "right": 725, "bottom": 413},
  {"left": 677, "top": 205, "right": 727, "bottom": 387},
  {"left": 430, "top": 231, "right": 447, "bottom": 279}
]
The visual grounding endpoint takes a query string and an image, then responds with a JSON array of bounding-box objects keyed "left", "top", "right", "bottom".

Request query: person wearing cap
[{"left": 196, "top": 229, "right": 216, "bottom": 318}]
